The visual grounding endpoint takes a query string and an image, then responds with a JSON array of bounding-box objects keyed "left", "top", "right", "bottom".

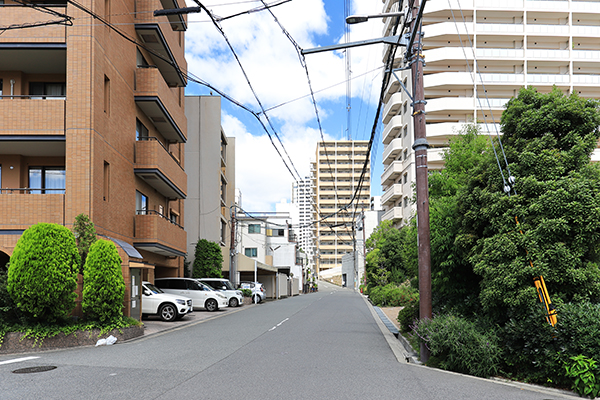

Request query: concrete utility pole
[
  {"left": 408, "top": 0, "right": 432, "bottom": 363},
  {"left": 230, "top": 204, "right": 237, "bottom": 286}
]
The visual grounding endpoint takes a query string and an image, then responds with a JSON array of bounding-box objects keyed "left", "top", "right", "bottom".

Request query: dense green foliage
[
  {"left": 565, "top": 355, "right": 600, "bottom": 399},
  {"left": 368, "top": 283, "right": 418, "bottom": 307},
  {"left": 412, "top": 314, "right": 501, "bottom": 378},
  {"left": 0, "top": 267, "right": 25, "bottom": 325},
  {"left": 7, "top": 223, "right": 79, "bottom": 323},
  {"left": 73, "top": 213, "right": 97, "bottom": 274},
  {"left": 192, "top": 239, "right": 224, "bottom": 278},
  {"left": 82, "top": 240, "right": 125, "bottom": 323},
  {"left": 404, "top": 87, "right": 600, "bottom": 382},
  {"left": 397, "top": 301, "right": 419, "bottom": 333},
  {"left": 365, "top": 220, "right": 417, "bottom": 289}
]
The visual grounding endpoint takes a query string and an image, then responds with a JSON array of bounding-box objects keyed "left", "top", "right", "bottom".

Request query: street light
[
  {"left": 345, "top": 11, "right": 405, "bottom": 25},
  {"left": 342, "top": 6, "right": 433, "bottom": 363}
]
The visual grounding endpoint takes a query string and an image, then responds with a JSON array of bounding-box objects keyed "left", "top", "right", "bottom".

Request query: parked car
[
  {"left": 239, "top": 281, "right": 266, "bottom": 303},
  {"left": 155, "top": 277, "right": 228, "bottom": 311},
  {"left": 198, "top": 278, "right": 244, "bottom": 307},
  {"left": 142, "top": 281, "right": 192, "bottom": 322}
]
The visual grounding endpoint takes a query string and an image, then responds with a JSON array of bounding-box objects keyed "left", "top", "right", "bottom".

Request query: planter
[{"left": 0, "top": 325, "right": 144, "bottom": 354}]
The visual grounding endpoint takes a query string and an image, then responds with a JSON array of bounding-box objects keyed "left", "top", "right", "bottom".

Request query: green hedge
[
  {"left": 7, "top": 223, "right": 79, "bottom": 323},
  {"left": 412, "top": 314, "right": 500, "bottom": 378},
  {"left": 368, "top": 283, "right": 418, "bottom": 307},
  {"left": 82, "top": 240, "right": 125, "bottom": 323}
]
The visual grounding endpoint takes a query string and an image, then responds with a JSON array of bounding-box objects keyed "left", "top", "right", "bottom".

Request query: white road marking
[
  {"left": 269, "top": 318, "right": 290, "bottom": 331},
  {"left": 0, "top": 356, "right": 40, "bottom": 366}
]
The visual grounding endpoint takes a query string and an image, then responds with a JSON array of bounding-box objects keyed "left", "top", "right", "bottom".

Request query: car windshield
[
  {"left": 145, "top": 283, "right": 164, "bottom": 294},
  {"left": 221, "top": 281, "right": 235, "bottom": 290}
]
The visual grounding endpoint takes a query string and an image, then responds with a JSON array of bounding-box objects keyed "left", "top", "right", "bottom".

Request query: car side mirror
[{"left": 143, "top": 289, "right": 151, "bottom": 296}]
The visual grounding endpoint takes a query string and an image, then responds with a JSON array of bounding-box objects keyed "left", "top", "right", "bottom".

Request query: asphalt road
[{"left": 0, "top": 281, "right": 577, "bottom": 400}]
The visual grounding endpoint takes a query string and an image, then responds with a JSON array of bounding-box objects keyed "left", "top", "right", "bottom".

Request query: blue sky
[{"left": 184, "top": 0, "right": 385, "bottom": 211}]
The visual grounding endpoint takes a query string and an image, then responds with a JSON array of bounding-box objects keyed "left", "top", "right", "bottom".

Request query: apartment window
[
  {"left": 248, "top": 224, "right": 261, "bottom": 233},
  {"left": 103, "top": 161, "right": 110, "bottom": 201},
  {"left": 169, "top": 209, "right": 179, "bottom": 224},
  {"left": 268, "top": 229, "right": 285, "bottom": 237},
  {"left": 0, "top": 79, "right": 2, "bottom": 97},
  {"left": 158, "top": 204, "right": 164, "bottom": 216},
  {"left": 136, "top": 49, "right": 149, "bottom": 67},
  {"left": 403, "top": 197, "right": 409, "bottom": 208},
  {"left": 220, "top": 178, "right": 226, "bottom": 203},
  {"left": 136, "top": 191, "right": 148, "bottom": 215},
  {"left": 403, "top": 149, "right": 408, "bottom": 161},
  {"left": 403, "top": 102, "right": 408, "bottom": 114},
  {"left": 29, "top": 167, "right": 65, "bottom": 194},
  {"left": 403, "top": 126, "right": 408, "bottom": 138},
  {"left": 403, "top": 173, "right": 408, "bottom": 184},
  {"left": 30, "top": 82, "right": 65, "bottom": 99},
  {"left": 136, "top": 119, "right": 149, "bottom": 140},
  {"left": 104, "top": 75, "right": 110, "bottom": 114},
  {"left": 221, "top": 220, "right": 227, "bottom": 244},
  {"left": 244, "top": 248, "right": 257, "bottom": 258}
]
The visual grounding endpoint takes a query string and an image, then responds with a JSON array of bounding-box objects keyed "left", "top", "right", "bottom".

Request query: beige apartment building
[
  {"left": 380, "top": 0, "right": 600, "bottom": 227},
  {"left": 0, "top": 0, "right": 188, "bottom": 318},
  {"left": 184, "top": 95, "right": 235, "bottom": 274},
  {"left": 312, "top": 141, "right": 371, "bottom": 277}
]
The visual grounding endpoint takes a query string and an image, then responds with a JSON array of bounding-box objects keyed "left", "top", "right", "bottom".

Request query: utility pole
[
  {"left": 230, "top": 204, "right": 237, "bottom": 286},
  {"left": 408, "top": 0, "right": 432, "bottom": 363}
]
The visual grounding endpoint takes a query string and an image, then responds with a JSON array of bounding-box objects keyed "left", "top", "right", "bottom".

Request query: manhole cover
[{"left": 12, "top": 366, "right": 57, "bottom": 374}]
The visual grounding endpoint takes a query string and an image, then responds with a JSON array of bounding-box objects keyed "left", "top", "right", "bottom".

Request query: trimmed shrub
[
  {"left": 7, "top": 223, "right": 80, "bottom": 322},
  {"left": 412, "top": 314, "right": 500, "bottom": 377},
  {"left": 72, "top": 213, "right": 97, "bottom": 274},
  {"left": 82, "top": 240, "right": 125, "bottom": 323}
]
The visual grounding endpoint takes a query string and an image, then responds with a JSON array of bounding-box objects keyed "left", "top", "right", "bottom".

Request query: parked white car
[
  {"left": 198, "top": 278, "right": 244, "bottom": 307},
  {"left": 155, "top": 278, "right": 228, "bottom": 311},
  {"left": 141, "top": 282, "right": 192, "bottom": 322},
  {"left": 239, "top": 281, "right": 266, "bottom": 303}
]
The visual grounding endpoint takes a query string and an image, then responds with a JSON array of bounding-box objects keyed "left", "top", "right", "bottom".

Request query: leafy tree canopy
[
  {"left": 432, "top": 87, "right": 600, "bottom": 322},
  {"left": 73, "top": 213, "right": 97, "bottom": 274}
]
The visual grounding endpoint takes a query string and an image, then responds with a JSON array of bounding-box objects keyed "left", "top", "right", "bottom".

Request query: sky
[{"left": 184, "top": 0, "right": 387, "bottom": 211}]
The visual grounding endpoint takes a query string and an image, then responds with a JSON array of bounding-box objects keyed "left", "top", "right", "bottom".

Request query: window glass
[
  {"left": 136, "top": 119, "right": 148, "bottom": 140},
  {"left": 248, "top": 224, "right": 260, "bottom": 233},
  {"left": 187, "top": 280, "right": 201, "bottom": 290},
  {"left": 29, "top": 167, "right": 65, "bottom": 194},
  {"left": 136, "top": 191, "right": 148, "bottom": 215},
  {"left": 171, "top": 279, "right": 186, "bottom": 290},
  {"left": 244, "top": 248, "right": 257, "bottom": 257}
]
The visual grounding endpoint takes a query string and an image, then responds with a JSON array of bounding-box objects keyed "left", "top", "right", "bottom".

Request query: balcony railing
[
  {"left": 134, "top": 209, "right": 186, "bottom": 257},
  {"left": 0, "top": 4, "right": 67, "bottom": 43},
  {"left": 0, "top": 97, "right": 65, "bottom": 136},
  {"left": 134, "top": 137, "right": 187, "bottom": 199},
  {"left": 0, "top": 190, "right": 65, "bottom": 227}
]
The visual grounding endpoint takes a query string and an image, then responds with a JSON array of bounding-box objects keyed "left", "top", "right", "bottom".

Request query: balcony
[
  {"left": 475, "top": 0, "right": 524, "bottom": 8},
  {"left": 134, "top": 137, "right": 186, "bottom": 199},
  {"left": 382, "top": 92, "right": 404, "bottom": 124},
  {"left": 0, "top": 4, "right": 67, "bottom": 43},
  {"left": 572, "top": 26, "right": 600, "bottom": 37},
  {"left": 0, "top": 191, "right": 65, "bottom": 228},
  {"left": 527, "top": 74, "right": 570, "bottom": 85},
  {"left": 382, "top": 206, "right": 404, "bottom": 223},
  {"left": 135, "top": 67, "right": 186, "bottom": 142},
  {"left": 425, "top": 21, "right": 472, "bottom": 39},
  {"left": 381, "top": 184, "right": 403, "bottom": 207},
  {"left": 526, "top": 49, "right": 570, "bottom": 60},
  {"left": 527, "top": 24, "right": 569, "bottom": 35},
  {"left": 572, "top": 1, "right": 600, "bottom": 12},
  {"left": 135, "top": 0, "right": 186, "bottom": 87},
  {"left": 425, "top": 72, "right": 473, "bottom": 89},
  {"left": 0, "top": 98, "right": 65, "bottom": 137},
  {"left": 381, "top": 161, "right": 403, "bottom": 186},
  {"left": 573, "top": 50, "right": 600, "bottom": 61},
  {"left": 382, "top": 138, "right": 403, "bottom": 165},
  {"left": 476, "top": 23, "right": 524, "bottom": 34},
  {"left": 475, "top": 48, "right": 524, "bottom": 59},
  {"left": 382, "top": 115, "right": 404, "bottom": 145},
  {"left": 525, "top": 0, "right": 569, "bottom": 11},
  {"left": 425, "top": 0, "right": 474, "bottom": 14},
  {"left": 134, "top": 210, "right": 186, "bottom": 257}
]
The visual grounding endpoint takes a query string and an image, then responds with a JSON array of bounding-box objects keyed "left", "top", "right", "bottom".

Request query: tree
[
  {"left": 82, "top": 239, "right": 125, "bottom": 323},
  {"left": 7, "top": 223, "right": 80, "bottom": 322},
  {"left": 192, "top": 239, "right": 223, "bottom": 279},
  {"left": 446, "top": 87, "right": 600, "bottom": 322},
  {"left": 73, "top": 213, "right": 97, "bottom": 274}
]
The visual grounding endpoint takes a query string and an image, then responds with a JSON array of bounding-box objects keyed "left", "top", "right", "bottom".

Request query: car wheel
[
  {"left": 159, "top": 303, "right": 177, "bottom": 322},
  {"left": 205, "top": 298, "right": 218, "bottom": 312},
  {"left": 229, "top": 297, "right": 239, "bottom": 307},
  {"left": 252, "top": 294, "right": 261, "bottom": 304}
]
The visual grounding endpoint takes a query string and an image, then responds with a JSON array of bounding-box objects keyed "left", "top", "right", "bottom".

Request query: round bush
[
  {"left": 82, "top": 239, "right": 125, "bottom": 322},
  {"left": 7, "top": 223, "right": 80, "bottom": 322}
]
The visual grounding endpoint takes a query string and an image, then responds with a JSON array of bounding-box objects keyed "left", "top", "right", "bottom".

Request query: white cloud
[{"left": 185, "top": 0, "right": 387, "bottom": 211}]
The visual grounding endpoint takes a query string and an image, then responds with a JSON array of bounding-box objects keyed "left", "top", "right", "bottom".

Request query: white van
[
  {"left": 197, "top": 278, "right": 244, "bottom": 307},
  {"left": 155, "top": 278, "right": 228, "bottom": 311}
]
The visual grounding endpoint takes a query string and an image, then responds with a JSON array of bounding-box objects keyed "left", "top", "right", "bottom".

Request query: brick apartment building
[{"left": 0, "top": 0, "right": 188, "bottom": 318}]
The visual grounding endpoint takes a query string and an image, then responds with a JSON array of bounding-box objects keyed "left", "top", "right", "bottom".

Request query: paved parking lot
[{"left": 141, "top": 303, "right": 256, "bottom": 336}]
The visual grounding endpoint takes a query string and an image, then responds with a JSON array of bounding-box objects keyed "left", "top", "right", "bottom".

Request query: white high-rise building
[
  {"left": 292, "top": 178, "right": 316, "bottom": 274},
  {"left": 380, "top": 0, "right": 600, "bottom": 227}
]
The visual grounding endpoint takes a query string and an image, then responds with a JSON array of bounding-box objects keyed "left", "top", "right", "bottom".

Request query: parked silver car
[
  {"left": 239, "top": 281, "right": 266, "bottom": 303},
  {"left": 155, "top": 278, "right": 228, "bottom": 311},
  {"left": 198, "top": 278, "right": 244, "bottom": 307}
]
